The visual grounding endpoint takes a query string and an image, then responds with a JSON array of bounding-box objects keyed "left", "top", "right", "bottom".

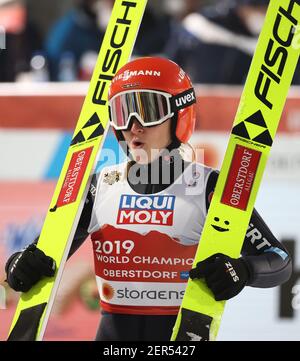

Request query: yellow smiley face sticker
[{"left": 211, "top": 217, "right": 230, "bottom": 232}]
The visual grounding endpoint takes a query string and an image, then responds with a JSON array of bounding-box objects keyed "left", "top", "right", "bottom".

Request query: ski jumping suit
[{"left": 68, "top": 150, "right": 292, "bottom": 341}]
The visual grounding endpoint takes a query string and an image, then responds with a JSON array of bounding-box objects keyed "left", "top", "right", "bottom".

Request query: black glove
[
  {"left": 5, "top": 244, "right": 56, "bottom": 292},
  {"left": 189, "top": 253, "right": 250, "bottom": 301}
]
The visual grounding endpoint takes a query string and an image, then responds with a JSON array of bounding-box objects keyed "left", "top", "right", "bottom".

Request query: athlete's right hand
[{"left": 5, "top": 244, "right": 56, "bottom": 292}]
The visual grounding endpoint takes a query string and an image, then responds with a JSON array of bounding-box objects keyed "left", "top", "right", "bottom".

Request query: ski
[
  {"left": 7, "top": 0, "right": 147, "bottom": 341},
  {"left": 172, "top": 0, "right": 300, "bottom": 341}
]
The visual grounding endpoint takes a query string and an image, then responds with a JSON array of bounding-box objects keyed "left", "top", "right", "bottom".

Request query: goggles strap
[{"left": 170, "top": 88, "right": 196, "bottom": 113}]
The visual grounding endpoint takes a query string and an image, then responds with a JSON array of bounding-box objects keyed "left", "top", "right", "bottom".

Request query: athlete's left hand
[{"left": 189, "top": 253, "right": 250, "bottom": 301}]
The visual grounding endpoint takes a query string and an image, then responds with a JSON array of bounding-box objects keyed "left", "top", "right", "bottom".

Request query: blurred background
[{"left": 0, "top": 0, "right": 300, "bottom": 340}]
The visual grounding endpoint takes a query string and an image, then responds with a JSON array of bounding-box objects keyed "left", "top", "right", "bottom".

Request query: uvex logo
[
  {"left": 175, "top": 91, "right": 195, "bottom": 108},
  {"left": 173, "top": 89, "right": 196, "bottom": 110}
]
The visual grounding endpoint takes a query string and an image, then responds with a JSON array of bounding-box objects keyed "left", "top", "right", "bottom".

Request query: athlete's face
[{"left": 121, "top": 117, "right": 172, "bottom": 164}]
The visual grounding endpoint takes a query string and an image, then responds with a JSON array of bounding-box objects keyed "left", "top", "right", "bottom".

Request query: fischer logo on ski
[
  {"left": 71, "top": 113, "right": 104, "bottom": 146},
  {"left": 232, "top": 110, "right": 273, "bottom": 147},
  {"left": 92, "top": 1, "right": 138, "bottom": 106},
  {"left": 253, "top": 0, "right": 299, "bottom": 111}
]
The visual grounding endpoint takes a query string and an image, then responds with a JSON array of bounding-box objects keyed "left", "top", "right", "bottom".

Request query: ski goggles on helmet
[{"left": 109, "top": 88, "right": 196, "bottom": 131}]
